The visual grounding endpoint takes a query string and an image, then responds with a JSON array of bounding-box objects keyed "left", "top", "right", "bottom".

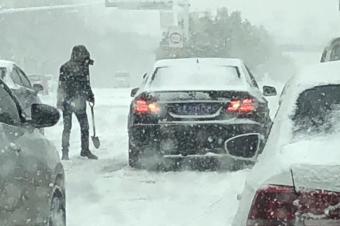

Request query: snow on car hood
[
  {"left": 248, "top": 133, "right": 340, "bottom": 190},
  {"left": 281, "top": 134, "right": 340, "bottom": 166}
]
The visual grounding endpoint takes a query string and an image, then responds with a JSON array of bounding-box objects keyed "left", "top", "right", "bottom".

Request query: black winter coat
[{"left": 57, "top": 45, "right": 94, "bottom": 110}]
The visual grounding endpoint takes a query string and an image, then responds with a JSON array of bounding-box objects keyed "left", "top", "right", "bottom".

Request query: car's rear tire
[
  {"left": 129, "top": 146, "right": 141, "bottom": 168},
  {"left": 49, "top": 191, "right": 66, "bottom": 226}
]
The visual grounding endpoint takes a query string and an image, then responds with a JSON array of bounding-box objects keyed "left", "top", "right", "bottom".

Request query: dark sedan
[
  {"left": 128, "top": 58, "right": 277, "bottom": 169},
  {"left": 0, "top": 79, "right": 65, "bottom": 226}
]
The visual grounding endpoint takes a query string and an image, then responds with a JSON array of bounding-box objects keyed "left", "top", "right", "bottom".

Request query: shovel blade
[{"left": 92, "top": 136, "right": 100, "bottom": 149}]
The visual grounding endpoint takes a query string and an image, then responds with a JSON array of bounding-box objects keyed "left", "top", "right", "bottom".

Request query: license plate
[
  {"left": 176, "top": 104, "right": 218, "bottom": 115},
  {"left": 304, "top": 220, "right": 340, "bottom": 226}
]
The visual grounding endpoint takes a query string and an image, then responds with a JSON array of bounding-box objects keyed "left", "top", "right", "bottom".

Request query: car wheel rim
[{"left": 49, "top": 195, "right": 65, "bottom": 226}]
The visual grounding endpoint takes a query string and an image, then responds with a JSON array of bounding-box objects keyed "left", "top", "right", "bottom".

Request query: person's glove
[{"left": 87, "top": 95, "right": 95, "bottom": 106}]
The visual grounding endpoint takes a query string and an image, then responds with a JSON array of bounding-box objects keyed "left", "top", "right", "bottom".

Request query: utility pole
[{"left": 173, "top": 0, "right": 190, "bottom": 40}]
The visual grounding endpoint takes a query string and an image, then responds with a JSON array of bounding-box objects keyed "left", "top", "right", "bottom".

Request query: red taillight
[
  {"left": 247, "top": 185, "right": 298, "bottom": 226},
  {"left": 227, "top": 98, "right": 256, "bottom": 114},
  {"left": 247, "top": 185, "right": 340, "bottom": 226},
  {"left": 133, "top": 100, "right": 161, "bottom": 114},
  {"left": 298, "top": 190, "right": 340, "bottom": 218},
  {"left": 134, "top": 100, "right": 149, "bottom": 113}
]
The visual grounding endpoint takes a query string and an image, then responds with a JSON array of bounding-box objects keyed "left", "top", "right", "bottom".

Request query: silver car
[
  {"left": 0, "top": 60, "right": 44, "bottom": 118},
  {"left": 0, "top": 79, "right": 65, "bottom": 226}
]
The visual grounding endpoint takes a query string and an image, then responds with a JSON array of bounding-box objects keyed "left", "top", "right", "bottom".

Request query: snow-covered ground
[
  {"left": 42, "top": 88, "right": 250, "bottom": 226},
  {"left": 41, "top": 51, "right": 315, "bottom": 226}
]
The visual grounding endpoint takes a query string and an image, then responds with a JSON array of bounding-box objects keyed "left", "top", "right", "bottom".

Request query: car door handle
[{"left": 8, "top": 143, "right": 22, "bottom": 153}]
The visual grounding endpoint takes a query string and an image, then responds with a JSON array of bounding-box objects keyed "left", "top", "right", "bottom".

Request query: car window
[
  {"left": 16, "top": 67, "right": 31, "bottom": 88},
  {"left": 320, "top": 49, "right": 327, "bottom": 62},
  {"left": 10, "top": 67, "right": 22, "bottom": 86},
  {"left": 10, "top": 66, "right": 31, "bottom": 88},
  {"left": 0, "top": 83, "right": 21, "bottom": 125},
  {"left": 15, "top": 67, "right": 31, "bottom": 88},
  {"left": 150, "top": 66, "right": 243, "bottom": 90},
  {"left": 331, "top": 45, "right": 340, "bottom": 61},
  {"left": 292, "top": 85, "right": 340, "bottom": 136}
]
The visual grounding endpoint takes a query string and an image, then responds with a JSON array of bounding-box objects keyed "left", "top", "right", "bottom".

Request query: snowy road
[{"left": 43, "top": 88, "right": 249, "bottom": 226}]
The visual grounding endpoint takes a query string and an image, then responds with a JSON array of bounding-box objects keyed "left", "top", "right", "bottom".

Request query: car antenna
[{"left": 290, "top": 168, "right": 299, "bottom": 195}]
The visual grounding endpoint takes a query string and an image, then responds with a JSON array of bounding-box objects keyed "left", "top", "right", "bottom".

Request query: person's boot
[
  {"left": 80, "top": 149, "right": 98, "bottom": 160},
  {"left": 61, "top": 148, "right": 69, "bottom": 160}
]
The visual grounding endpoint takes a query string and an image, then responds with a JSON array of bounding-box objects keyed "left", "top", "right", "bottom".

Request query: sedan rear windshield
[
  {"left": 0, "top": 67, "right": 7, "bottom": 79},
  {"left": 149, "top": 65, "right": 243, "bottom": 90},
  {"left": 293, "top": 85, "right": 340, "bottom": 136}
]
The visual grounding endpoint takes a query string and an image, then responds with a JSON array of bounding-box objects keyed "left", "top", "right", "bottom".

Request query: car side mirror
[
  {"left": 225, "top": 133, "right": 261, "bottom": 160},
  {"left": 131, "top": 88, "right": 139, "bottom": 97},
  {"left": 142, "top": 73, "right": 147, "bottom": 79},
  {"left": 263, "top": 86, "right": 277, "bottom": 97},
  {"left": 33, "top": 83, "right": 44, "bottom": 93},
  {"left": 30, "top": 104, "right": 60, "bottom": 128}
]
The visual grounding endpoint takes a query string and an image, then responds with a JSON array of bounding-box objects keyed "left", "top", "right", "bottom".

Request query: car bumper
[
  {"left": 161, "top": 153, "right": 256, "bottom": 170},
  {"left": 129, "top": 120, "right": 266, "bottom": 159}
]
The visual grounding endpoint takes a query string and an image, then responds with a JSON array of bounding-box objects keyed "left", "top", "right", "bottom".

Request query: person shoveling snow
[{"left": 57, "top": 45, "right": 98, "bottom": 160}]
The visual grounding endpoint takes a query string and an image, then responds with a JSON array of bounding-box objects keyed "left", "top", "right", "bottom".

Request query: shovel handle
[{"left": 90, "top": 104, "right": 96, "bottom": 137}]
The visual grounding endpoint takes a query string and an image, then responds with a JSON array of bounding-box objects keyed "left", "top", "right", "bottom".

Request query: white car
[
  {"left": 0, "top": 60, "right": 43, "bottom": 117},
  {"left": 232, "top": 61, "right": 340, "bottom": 226}
]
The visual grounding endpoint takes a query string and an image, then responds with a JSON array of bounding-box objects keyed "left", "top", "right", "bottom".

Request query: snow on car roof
[
  {"left": 0, "top": 60, "right": 14, "bottom": 68},
  {"left": 146, "top": 58, "right": 252, "bottom": 92},
  {"left": 154, "top": 58, "right": 244, "bottom": 68}
]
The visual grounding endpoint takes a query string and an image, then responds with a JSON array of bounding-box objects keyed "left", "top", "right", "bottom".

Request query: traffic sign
[{"left": 168, "top": 26, "right": 183, "bottom": 48}]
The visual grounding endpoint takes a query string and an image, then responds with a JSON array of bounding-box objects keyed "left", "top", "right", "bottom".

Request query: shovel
[{"left": 89, "top": 103, "right": 100, "bottom": 149}]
